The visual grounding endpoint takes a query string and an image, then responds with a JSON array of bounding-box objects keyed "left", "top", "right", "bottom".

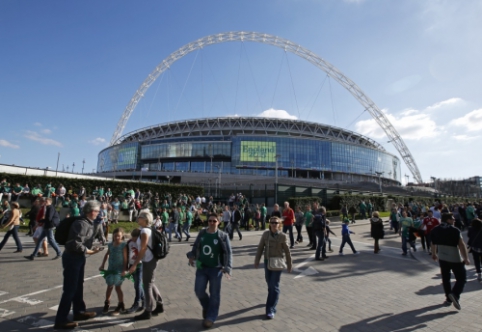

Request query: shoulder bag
[{"left": 267, "top": 232, "right": 287, "bottom": 271}]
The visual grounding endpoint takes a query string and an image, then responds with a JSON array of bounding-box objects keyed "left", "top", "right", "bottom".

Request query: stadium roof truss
[
  {"left": 110, "top": 31, "right": 422, "bottom": 183},
  {"left": 118, "top": 117, "right": 386, "bottom": 152}
]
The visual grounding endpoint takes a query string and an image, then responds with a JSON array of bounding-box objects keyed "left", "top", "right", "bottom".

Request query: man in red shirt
[
  {"left": 423, "top": 210, "right": 440, "bottom": 254},
  {"left": 282, "top": 201, "right": 295, "bottom": 248}
]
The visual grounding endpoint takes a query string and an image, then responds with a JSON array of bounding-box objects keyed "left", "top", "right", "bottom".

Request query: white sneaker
[
  {"left": 477, "top": 273, "right": 482, "bottom": 282},
  {"left": 354, "top": 252, "right": 360, "bottom": 255},
  {"left": 339, "top": 252, "right": 344, "bottom": 256}
]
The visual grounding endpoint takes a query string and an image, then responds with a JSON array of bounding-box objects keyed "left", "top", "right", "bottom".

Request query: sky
[{"left": 1, "top": 0, "right": 481, "bottom": 183}]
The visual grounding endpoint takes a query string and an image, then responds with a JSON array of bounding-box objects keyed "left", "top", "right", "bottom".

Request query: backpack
[
  {"left": 55, "top": 217, "right": 80, "bottom": 245},
  {"left": 312, "top": 212, "right": 326, "bottom": 231},
  {"left": 147, "top": 226, "right": 170, "bottom": 260}
]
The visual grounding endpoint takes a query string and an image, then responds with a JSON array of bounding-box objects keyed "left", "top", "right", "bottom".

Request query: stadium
[
  {"left": 96, "top": 32, "right": 423, "bottom": 197},
  {"left": 97, "top": 116, "right": 401, "bottom": 186}
]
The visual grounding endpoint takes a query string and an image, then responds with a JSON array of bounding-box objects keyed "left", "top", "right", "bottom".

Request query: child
[
  {"left": 325, "top": 220, "right": 336, "bottom": 252},
  {"left": 125, "top": 229, "right": 145, "bottom": 313},
  {"left": 99, "top": 228, "right": 127, "bottom": 315},
  {"left": 339, "top": 218, "right": 359, "bottom": 255}
]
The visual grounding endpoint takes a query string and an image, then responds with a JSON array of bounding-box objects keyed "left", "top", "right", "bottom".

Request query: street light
[
  {"left": 375, "top": 171, "right": 384, "bottom": 193},
  {"left": 72, "top": 162, "right": 75, "bottom": 173},
  {"left": 82, "top": 159, "right": 85, "bottom": 174},
  {"left": 275, "top": 154, "right": 281, "bottom": 204},
  {"left": 214, "top": 165, "right": 221, "bottom": 198}
]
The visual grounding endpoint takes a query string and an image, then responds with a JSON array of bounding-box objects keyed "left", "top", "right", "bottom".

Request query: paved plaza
[{"left": 0, "top": 221, "right": 481, "bottom": 332}]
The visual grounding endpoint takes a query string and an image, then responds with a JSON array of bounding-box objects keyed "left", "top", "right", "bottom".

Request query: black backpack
[
  {"left": 312, "top": 212, "right": 326, "bottom": 231},
  {"left": 147, "top": 226, "right": 170, "bottom": 260},
  {"left": 55, "top": 217, "right": 80, "bottom": 245}
]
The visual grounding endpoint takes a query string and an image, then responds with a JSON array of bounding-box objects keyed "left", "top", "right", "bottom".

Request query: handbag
[{"left": 267, "top": 232, "right": 287, "bottom": 271}]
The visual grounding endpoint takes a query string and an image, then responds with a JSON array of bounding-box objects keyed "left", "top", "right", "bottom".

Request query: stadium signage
[{"left": 240, "top": 141, "right": 276, "bottom": 162}]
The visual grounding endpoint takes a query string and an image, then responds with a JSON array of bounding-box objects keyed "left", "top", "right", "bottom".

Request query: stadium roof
[{"left": 116, "top": 117, "right": 385, "bottom": 151}]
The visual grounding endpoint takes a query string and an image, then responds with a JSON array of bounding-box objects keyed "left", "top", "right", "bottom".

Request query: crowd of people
[{"left": 1, "top": 176, "right": 482, "bottom": 328}]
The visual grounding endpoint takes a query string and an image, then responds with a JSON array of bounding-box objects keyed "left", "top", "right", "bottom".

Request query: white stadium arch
[{"left": 110, "top": 31, "right": 422, "bottom": 183}]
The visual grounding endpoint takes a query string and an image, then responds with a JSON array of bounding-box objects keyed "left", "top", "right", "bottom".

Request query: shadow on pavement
[
  {"left": 339, "top": 304, "right": 457, "bottom": 332},
  {"left": 132, "top": 303, "right": 266, "bottom": 332}
]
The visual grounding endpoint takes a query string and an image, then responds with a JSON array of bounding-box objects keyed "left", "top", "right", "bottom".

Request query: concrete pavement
[{"left": 0, "top": 221, "right": 481, "bottom": 332}]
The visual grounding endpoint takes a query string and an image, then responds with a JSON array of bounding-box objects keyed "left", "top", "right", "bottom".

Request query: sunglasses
[
  {"left": 208, "top": 219, "right": 218, "bottom": 223},
  {"left": 269, "top": 221, "right": 279, "bottom": 224}
]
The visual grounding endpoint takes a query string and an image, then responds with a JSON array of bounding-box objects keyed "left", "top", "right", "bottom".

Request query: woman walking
[
  {"left": 128, "top": 210, "right": 164, "bottom": 320},
  {"left": 370, "top": 211, "right": 384, "bottom": 253},
  {"left": 0, "top": 202, "right": 23, "bottom": 252},
  {"left": 254, "top": 216, "right": 292, "bottom": 319}
]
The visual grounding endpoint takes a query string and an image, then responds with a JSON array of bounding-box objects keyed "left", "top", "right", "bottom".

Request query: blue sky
[{"left": 1, "top": 0, "right": 481, "bottom": 182}]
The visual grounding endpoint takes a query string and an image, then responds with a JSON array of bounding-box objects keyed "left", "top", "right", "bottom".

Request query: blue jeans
[
  {"left": 194, "top": 267, "right": 223, "bottom": 323},
  {"left": 31, "top": 228, "right": 61, "bottom": 257},
  {"left": 315, "top": 230, "right": 326, "bottom": 259},
  {"left": 339, "top": 234, "right": 357, "bottom": 253},
  {"left": 0, "top": 225, "right": 22, "bottom": 251},
  {"left": 132, "top": 264, "right": 145, "bottom": 305},
  {"left": 183, "top": 223, "right": 191, "bottom": 238},
  {"left": 401, "top": 236, "right": 415, "bottom": 254},
  {"left": 55, "top": 252, "right": 87, "bottom": 324},
  {"left": 282, "top": 225, "right": 295, "bottom": 247},
  {"left": 264, "top": 265, "right": 281, "bottom": 315},
  {"left": 167, "top": 223, "right": 180, "bottom": 241}
]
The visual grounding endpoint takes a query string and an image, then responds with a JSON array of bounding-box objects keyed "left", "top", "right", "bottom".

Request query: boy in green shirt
[
  {"left": 304, "top": 206, "right": 314, "bottom": 248},
  {"left": 183, "top": 210, "right": 193, "bottom": 241},
  {"left": 399, "top": 211, "right": 415, "bottom": 255}
]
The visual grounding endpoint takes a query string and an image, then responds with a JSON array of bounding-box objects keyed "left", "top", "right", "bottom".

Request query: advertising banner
[{"left": 240, "top": 141, "right": 276, "bottom": 162}]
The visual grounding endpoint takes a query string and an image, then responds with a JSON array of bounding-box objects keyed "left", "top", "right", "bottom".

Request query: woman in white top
[{"left": 128, "top": 211, "right": 164, "bottom": 320}]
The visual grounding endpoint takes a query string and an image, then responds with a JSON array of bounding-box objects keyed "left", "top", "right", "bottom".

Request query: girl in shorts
[{"left": 99, "top": 228, "right": 127, "bottom": 315}]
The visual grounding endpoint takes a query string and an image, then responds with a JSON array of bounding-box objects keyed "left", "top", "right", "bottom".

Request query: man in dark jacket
[
  {"left": 54, "top": 200, "right": 103, "bottom": 330},
  {"left": 229, "top": 204, "right": 242, "bottom": 241},
  {"left": 431, "top": 213, "right": 470, "bottom": 311},
  {"left": 25, "top": 197, "right": 62, "bottom": 260},
  {"left": 187, "top": 213, "right": 232, "bottom": 329}
]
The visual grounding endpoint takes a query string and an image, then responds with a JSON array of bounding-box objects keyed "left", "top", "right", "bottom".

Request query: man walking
[
  {"left": 54, "top": 200, "right": 102, "bottom": 329},
  {"left": 282, "top": 201, "right": 295, "bottom": 249},
  {"left": 188, "top": 213, "right": 232, "bottom": 329},
  {"left": 431, "top": 213, "right": 470, "bottom": 310},
  {"left": 229, "top": 204, "right": 242, "bottom": 241}
]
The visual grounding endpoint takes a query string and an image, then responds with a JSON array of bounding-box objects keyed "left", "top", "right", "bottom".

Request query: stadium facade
[{"left": 97, "top": 117, "right": 401, "bottom": 186}]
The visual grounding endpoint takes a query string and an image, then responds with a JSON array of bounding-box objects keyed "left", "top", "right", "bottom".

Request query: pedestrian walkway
[{"left": 0, "top": 223, "right": 481, "bottom": 332}]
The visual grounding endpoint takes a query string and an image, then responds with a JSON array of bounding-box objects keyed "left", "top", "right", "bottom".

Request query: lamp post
[
  {"left": 275, "top": 154, "right": 281, "bottom": 205},
  {"left": 209, "top": 144, "right": 213, "bottom": 173},
  {"left": 156, "top": 155, "right": 161, "bottom": 181},
  {"left": 215, "top": 165, "right": 221, "bottom": 198},
  {"left": 82, "top": 159, "right": 85, "bottom": 174},
  {"left": 375, "top": 171, "right": 384, "bottom": 194},
  {"left": 72, "top": 162, "right": 75, "bottom": 173}
]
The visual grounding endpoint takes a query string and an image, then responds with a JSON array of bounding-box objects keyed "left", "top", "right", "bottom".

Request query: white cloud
[
  {"left": 88, "top": 137, "right": 106, "bottom": 146},
  {"left": 0, "top": 139, "right": 20, "bottom": 149},
  {"left": 24, "top": 130, "right": 63, "bottom": 147},
  {"left": 450, "top": 109, "right": 482, "bottom": 132},
  {"left": 425, "top": 98, "right": 464, "bottom": 112},
  {"left": 34, "top": 122, "right": 42, "bottom": 127},
  {"left": 355, "top": 108, "right": 438, "bottom": 140},
  {"left": 41, "top": 129, "right": 52, "bottom": 134},
  {"left": 453, "top": 134, "right": 480, "bottom": 141},
  {"left": 257, "top": 109, "right": 298, "bottom": 120}
]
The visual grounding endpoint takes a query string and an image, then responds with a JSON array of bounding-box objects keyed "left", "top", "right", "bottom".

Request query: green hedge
[{"left": 0, "top": 172, "right": 203, "bottom": 199}]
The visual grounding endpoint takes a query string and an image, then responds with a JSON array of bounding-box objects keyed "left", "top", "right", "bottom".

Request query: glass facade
[
  {"left": 98, "top": 135, "right": 401, "bottom": 182},
  {"left": 97, "top": 142, "right": 139, "bottom": 172}
]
